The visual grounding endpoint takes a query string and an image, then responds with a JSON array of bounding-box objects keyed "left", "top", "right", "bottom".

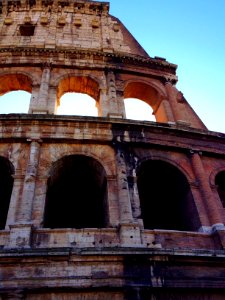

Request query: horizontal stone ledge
[{"left": 1, "top": 246, "right": 225, "bottom": 259}]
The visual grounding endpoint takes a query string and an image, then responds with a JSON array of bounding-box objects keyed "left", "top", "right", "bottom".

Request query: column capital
[
  {"left": 165, "top": 80, "right": 177, "bottom": 86},
  {"left": 41, "top": 61, "right": 52, "bottom": 70},
  {"left": 189, "top": 149, "right": 202, "bottom": 156}
]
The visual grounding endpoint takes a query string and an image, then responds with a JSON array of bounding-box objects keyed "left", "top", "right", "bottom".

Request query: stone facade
[{"left": 0, "top": 0, "right": 225, "bottom": 299}]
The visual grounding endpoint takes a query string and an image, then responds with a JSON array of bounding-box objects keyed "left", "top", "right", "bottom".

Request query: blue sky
[
  {"left": 1, "top": 0, "right": 224, "bottom": 133},
  {"left": 108, "top": 0, "right": 225, "bottom": 133}
]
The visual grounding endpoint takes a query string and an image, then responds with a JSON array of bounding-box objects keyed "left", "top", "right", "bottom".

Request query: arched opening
[
  {"left": 215, "top": 171, "right": 225, "bottom": 208},
  {"left": 44, "top": 155, "right": 108, "bottom": 229},
  {"left": 57, "top": 92, "right": 98, "bottom": 116},
  {"left": 137, "top": 160, "right": 200, "bottom": 231},
  {"left": 0, "top": 74, "right": 32, "bottom": 114},
  {"left": 124, "top": 82, "right": 166, "bottom": 123},
  {"left": 57, "top": 76, "right": 100, "bottom": 116},
  {"left": 0, "top": 157, "right": 14, "bottom": 230},
  {"left": 124, "top": 98, "right": 156, "bottom": 121},
  {"left": 0, "top": 91, "right": 31, "bottom": 114}
]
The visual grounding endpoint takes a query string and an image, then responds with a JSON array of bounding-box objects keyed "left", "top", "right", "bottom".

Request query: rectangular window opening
[{"left": 19, "top": 24, "right": 35, "bottom": 36}]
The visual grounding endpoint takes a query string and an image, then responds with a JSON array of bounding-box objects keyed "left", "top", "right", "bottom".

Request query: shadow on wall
[
  {"left": 137, "top": 160, "right": 201, "bottom": 231},
  {"left": 44, "top": 155, "right": 108, "bottom": 229},
  {"left": 0, "top": 157, "right": 14, "bottom": 229}
]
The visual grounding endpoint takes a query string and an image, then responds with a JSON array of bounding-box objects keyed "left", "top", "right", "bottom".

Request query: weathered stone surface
[{"left": 0, "top": 0, "right": 225, "bottom": 299}]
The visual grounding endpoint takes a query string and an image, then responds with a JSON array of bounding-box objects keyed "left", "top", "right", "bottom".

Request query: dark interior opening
[
  {"left": 0, "top": 157, "right": 14, "bottom": 230},
  {"left": 137, "top": 160, "right": 199, "bottom": 231},
  {"left": 19, "top": 24, "right": 35, "bottom": 36},
  {"left": 215, "top": 171, "right": 225, "bottom": 208},
  {"left": 44, "top": 155, "right": 108, "bottom": 229}
]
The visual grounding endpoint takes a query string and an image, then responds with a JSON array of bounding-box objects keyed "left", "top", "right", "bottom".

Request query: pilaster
[
  {"left": 106, "top": 71, "right": 124, "bottom": 118},
  {"left": 114, "top": 141, "right": 142, "bottom": 246},
  {"left": 32, "top": 65, "right": 51, "bottom": 114},
  {"left": 5, "top": 173, "right": 24, "bottom": 229},
  {"left": 154, "top": 99, "right": 175, "bottom": 123},
  {"left": 6, "top": 140, "right": 41, "bottom": 248},
  {"left": 190, "top": 151, "right": 224, "bottom": 228},
  {"left": 165, "top": 82, "right": 185, "bottom": 124},
  {"left": 17, "top": 139, "right": 41, "bottom": 223},
  {"left": 99, "top": 88, "right": 108, "bottom": 117}
]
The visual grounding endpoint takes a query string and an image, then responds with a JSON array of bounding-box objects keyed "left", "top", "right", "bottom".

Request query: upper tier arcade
[{"left": 0, "top": 0, "right": 206, "bottom": 129}]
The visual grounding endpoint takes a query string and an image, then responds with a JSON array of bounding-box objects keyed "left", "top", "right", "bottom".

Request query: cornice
[
  {"left": 0, "top": 115, "right": 224, "bottom": 157},
  {"left": 0, "top": 47, "right": 177, "bottom": 78}
]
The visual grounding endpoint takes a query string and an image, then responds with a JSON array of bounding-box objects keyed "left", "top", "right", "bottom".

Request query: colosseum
[{"left": 0, "top": 0, "right": 225, "bottom": 299}]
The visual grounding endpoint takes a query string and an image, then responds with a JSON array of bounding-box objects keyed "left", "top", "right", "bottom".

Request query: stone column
[
  {"left": 190, "top": 151, "right": 224, "bottom": 229},
  {"left": 6, "top": 140, "right": 41, "bottom": 248}
]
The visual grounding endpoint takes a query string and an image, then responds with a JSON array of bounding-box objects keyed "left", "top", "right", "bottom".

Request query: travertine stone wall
[
  {"left": 0, "top": 0, "right": 225, "bottom": 297},
  {"left": 0, "top": 0, "right": 146, "bottom": 56},
  {"left": 0, "top": 115, "right": 224, "bottom": 251}
]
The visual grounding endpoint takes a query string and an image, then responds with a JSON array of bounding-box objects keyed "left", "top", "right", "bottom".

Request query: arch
[
  {"left": 215, "top": 170, "right": 225, "bottom": 208},
  {"left": 57, "top": 92, "right": 98, "bottom": 116},
  {"left": 44, "top": 154, "right": 108, "bottom": 229},
  {"left": 56, "top": 75, "right": 101, "bottom": 116},
  {"left": 0, "top": 73, "right": 32, "bottom": 114},
  {"left": 124, "top": 79, "right": 167, "bottom": 99},
  {"left": 210, "top": 166, "right": 225, "bottom": 186},
  {"left": 57, "top": 75, "right": 100, "bottom": 102},
  {"left": 0, "top": 73, "right": 32, "bottom": 96},
  {"left": 0, "top": 91, "right": 31, "bottom": 114},
  {"left": 0, "top": 157, "right": 14, "bottom": 230},
  {"left": 137, "top": 159, "right": 200, "bottom": 231},
  {"left": 45, "top": 146, "right": 115, "bottom": 178},
  {"left": 137, "top": 155, "right": 195, "bottom": 184},
  {"left": 124, "top": 98, "right": 155, "bottom": 122},
  {"left": 124, "top": 81, "right": 170, "bottom": 123}
]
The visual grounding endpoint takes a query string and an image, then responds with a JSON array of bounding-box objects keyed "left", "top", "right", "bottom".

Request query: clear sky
[
  {"left": 107, "top": 0, "right": 225, "bottom": 133},
  {"left": 0, "top": 0, "right": 225, "bottom": 133}
]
